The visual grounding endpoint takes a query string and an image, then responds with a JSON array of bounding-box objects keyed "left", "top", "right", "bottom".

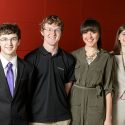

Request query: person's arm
[
  {"left": 65, "top": 81, "right": 73, "bottom": 95},
  {"left": 103, "top": 55, "right": 115, "bottom": 125},
  {"left": 104, "top": 93, "right": 112, "bottom": 125}
]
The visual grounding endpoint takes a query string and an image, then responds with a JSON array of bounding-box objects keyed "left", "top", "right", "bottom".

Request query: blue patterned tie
[{"left": 6, "top": 62, "right": 14, "bottom": 96}]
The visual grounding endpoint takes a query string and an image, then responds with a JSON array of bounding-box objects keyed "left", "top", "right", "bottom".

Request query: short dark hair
[
  {"left": 80, "top": 19, "right": 102, "bottom": 49},
  {"left": 40, "top": 15, "right": 64, "bottom": 32},
  {"left": 0, "top": 23, "right": 21, "bottom": 39}
]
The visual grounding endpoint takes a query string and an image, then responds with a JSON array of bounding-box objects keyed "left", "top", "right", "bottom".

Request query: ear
[
  {"left": 41, "top": 30, "right": 44, "bottom": 36},
  {"left": 17, "top": 40, "right": 21, "bottom": 46},
  {"left": 118, "top": 35, "right": 120, "bottom": 41}
]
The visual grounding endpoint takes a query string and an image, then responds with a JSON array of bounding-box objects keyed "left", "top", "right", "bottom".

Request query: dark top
[
  {"left": 0, "top": 57, "right": 34, "bottom": 125},
  {"left": 25, "top": 46, "right": 76, "bottom": 123}
]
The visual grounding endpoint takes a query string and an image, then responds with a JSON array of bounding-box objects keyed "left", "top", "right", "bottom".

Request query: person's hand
[{"left": 104, "top": 119, "right": 112, "bottom": 125}]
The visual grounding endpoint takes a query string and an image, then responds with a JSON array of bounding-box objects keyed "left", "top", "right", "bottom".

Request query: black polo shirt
[{"left": 25, "top": 46, "right": 75, "bottom": 123}]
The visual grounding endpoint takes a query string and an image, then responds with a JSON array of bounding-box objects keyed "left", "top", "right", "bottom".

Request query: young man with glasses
[
  {"left": 0, "top": 23, "right": 34, "bottom": 125},
  {"left": 25, "top": 15, "right": 76, "bottom": 125}
]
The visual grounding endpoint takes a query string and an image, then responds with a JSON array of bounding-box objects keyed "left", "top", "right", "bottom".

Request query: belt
[{"left": 73, "top": 84, "right": 103, "bottom": 96}]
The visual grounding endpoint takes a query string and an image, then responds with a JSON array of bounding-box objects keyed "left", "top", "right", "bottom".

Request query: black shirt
[{"left": 25, "top": 47, "right": 75, "bottom": 122}]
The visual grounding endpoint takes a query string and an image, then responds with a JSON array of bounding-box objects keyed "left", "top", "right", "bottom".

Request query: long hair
[{"left": 113, "top": 24, "right": 125, "bottom": 55}]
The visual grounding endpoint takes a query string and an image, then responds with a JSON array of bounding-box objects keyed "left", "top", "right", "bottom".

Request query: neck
[
  {"left": 85, "top": 45, "right": 98, "bottom": 52},
  {"left": 43, "top": 43, "right": 58, "bottom": 56},
  {"left": 121, "top": 46, "right": 125, "bottom": 55},
  {"left": 85, "top": 46, "right": 99, "bottom": 58},
  {"left": 1, "top": 52, "right": 16, "bottom": 61}
]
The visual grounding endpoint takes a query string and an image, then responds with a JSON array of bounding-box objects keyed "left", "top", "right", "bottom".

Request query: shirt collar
[
  {"left": 39, "top": 46, "right": 61, "bottom": 56},
  {"left": 0, "top": 54, "right": 17, "bottom": 69}
]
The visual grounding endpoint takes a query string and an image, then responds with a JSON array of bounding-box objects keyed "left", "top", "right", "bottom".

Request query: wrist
[{"left": 105, "top": 116, "right": 112, "bottom": 121}]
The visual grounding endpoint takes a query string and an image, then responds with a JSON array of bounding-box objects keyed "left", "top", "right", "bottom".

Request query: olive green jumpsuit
[{"left": 70, "top": 48, "right": 114, "bottom": 125}]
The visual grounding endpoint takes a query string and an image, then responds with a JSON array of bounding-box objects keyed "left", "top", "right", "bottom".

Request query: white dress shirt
[{"left": 0, "top": 54, "right": 17, "bottom": 88}]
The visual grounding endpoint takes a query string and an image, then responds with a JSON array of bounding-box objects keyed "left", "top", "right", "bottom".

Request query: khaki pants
[{"left": 29, "top": 119, "right": 71, "bottom": 125}]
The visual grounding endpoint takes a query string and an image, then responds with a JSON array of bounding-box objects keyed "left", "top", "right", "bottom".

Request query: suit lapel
[
  {"left": 0, "top": 60, "right": 12, "bottom": 100},
  {"left": 13, "top": 57, "right": 24, "bottom": 97}
]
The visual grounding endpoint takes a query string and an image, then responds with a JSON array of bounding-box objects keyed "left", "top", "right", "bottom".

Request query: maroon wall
[{"left": 0, "top": 0, "right": 125, "bottom": 58}]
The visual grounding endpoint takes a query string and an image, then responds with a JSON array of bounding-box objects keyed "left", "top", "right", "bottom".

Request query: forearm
[
  {"left": 105, "top": 93, "right": 112, "bottom": 120},
  {"left": 65, "top": 81, "right": 73, "bottom": 95},
  {"left": 104, "top": 93, "right": 112, "bottom": 125}
]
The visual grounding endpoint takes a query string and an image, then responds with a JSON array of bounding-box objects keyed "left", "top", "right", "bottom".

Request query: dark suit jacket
[{"left": 0, "top": 57, "right": 34, "bottom": 125}]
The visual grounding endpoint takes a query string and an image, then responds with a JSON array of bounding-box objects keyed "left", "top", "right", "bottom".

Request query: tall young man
[{"left": 25, "top": 15, "right": 76, "bottom": 125}]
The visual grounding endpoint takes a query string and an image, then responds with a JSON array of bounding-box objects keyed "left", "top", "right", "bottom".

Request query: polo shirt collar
[{"left": 39, "top": 46, "right": 61, "bottom": 56}]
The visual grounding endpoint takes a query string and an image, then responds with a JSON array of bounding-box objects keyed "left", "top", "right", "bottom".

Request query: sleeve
[
  {"left": 103, "top": 55, "right": 115, "bottom": 95},
  {"left": 26, "top": 64, "right": 35, "bottom": 120},
  {"left": 112, "top": 57, "right": 119, "bottom": 98},
  {"left": 65, "top": 55, "right": 76, "bottom": 84},
  {"left": 24, "top": 54, "right": 35, "bottom": 65},
  {"left": 27, "top": 65, "right": 37, "bottom": 97}
]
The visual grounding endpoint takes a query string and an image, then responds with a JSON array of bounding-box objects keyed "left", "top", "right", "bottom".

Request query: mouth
[
  {"left": 48, "top": 36, "right": 56, "bottom": 40},
  {"left": 87, "top": 39, "right": 94, "bottom": 42},
  {"left": 6, "top": 47, "right": 13, "bottom": 50}
]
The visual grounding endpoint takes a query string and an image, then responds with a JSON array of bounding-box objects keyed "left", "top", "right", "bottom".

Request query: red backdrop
[{"left": 0, "top": 0, "right": 125, "bottom": 58}]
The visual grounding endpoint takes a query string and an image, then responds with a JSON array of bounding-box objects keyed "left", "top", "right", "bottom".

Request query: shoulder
[
  {"left": 17, "top": 57, "right": 34, "bottom": 71},
  {"left": 71, "top": 47, "right": 84, "bottom": 60},
  {"left": 72, "top": 48, "right": 83, "bottom": 55},
  {"left": 24, "top": 48, "right": 41, "bottom": 65},
  {"left": 60, "top": 48, "right": 76, "bottom": 62},
  {"left": 100, "top": 49, "right": 114, "bottom": 58},
  {"left": 25, "top": 48, "right": 40, "bottom": 59},
  {"left": 99, "top": 49, "right": 116, "bottom": 66}
]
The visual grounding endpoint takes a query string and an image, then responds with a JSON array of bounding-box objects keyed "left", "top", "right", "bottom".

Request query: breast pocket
[{"left": 87, "top": 69, "right": 102, "bottom": 85}]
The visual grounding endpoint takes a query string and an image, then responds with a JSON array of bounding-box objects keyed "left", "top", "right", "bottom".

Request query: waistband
[{"left": 73, "top": 84, "right": 103, "bottom": 96}]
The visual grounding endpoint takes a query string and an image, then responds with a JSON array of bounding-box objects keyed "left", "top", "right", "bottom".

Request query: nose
[
  {"left": 7, "top": 39, "right": 13, "bottom": 45},
  {"left": 87, "top": 31, "right": 93, "bottom": 38},
  {"left": 51, "top": 29, "right": 56, "bottom": 35}
]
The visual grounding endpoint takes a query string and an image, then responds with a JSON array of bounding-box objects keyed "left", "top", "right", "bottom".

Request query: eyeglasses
[
  {"left": 0, "top": 37, "right": 18, "bottom": 42},
  {"left": 44, "top": 27, "right": 61, "bottom": 33}
]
